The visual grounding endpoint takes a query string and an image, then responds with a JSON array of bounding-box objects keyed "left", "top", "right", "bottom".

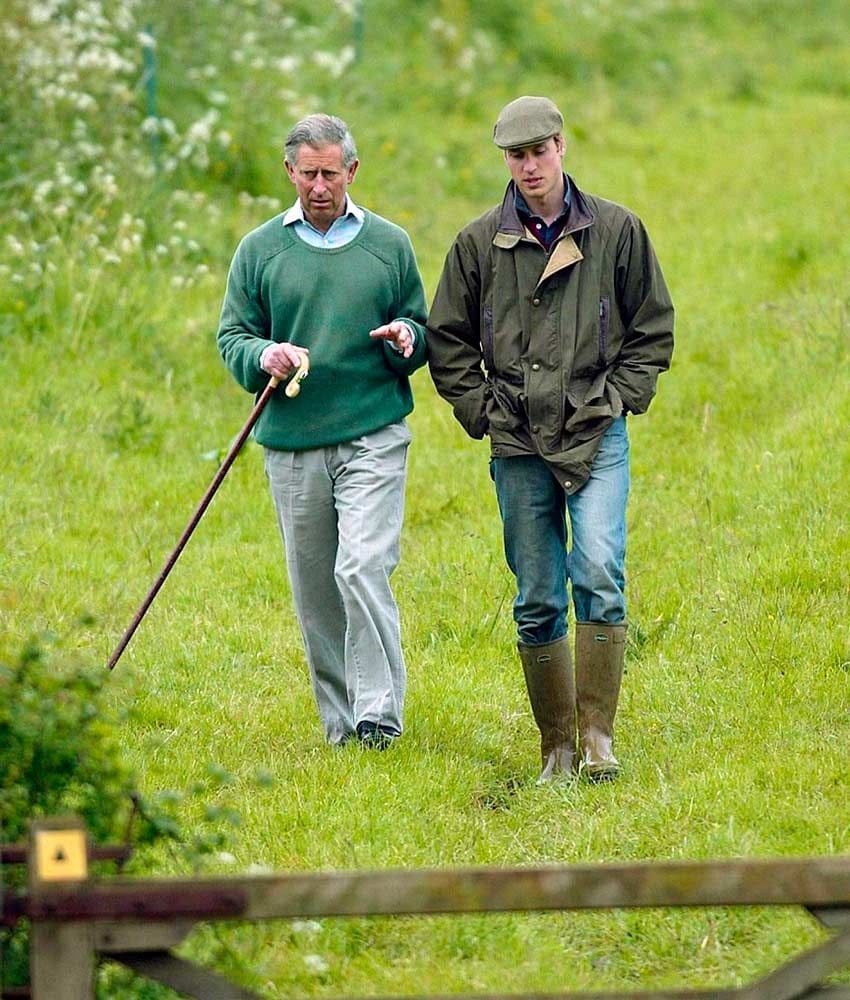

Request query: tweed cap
[{"left": 493, "top": 96, "right": 564, "bottom": 149}]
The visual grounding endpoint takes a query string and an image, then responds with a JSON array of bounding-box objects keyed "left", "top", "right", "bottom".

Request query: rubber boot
[
  {"left": 518, "top": 637, "right": 577, "bottom": 783},
  {"left": 575, "top": 622, "right": 626, "bottom": 782}
]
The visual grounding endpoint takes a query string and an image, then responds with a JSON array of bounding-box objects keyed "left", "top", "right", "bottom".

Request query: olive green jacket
[{"left": 426, "top": 177, "right": 674, "bottom": 492}]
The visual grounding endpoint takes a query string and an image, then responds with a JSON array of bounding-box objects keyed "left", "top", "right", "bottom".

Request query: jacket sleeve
[
  {"left": 608, "top": 215, "right": 674, "bottom": 415},
  {"left": 216, "top": 241, "right": 275, "bottom": 395},
  {"left": 381, "top": 231, "right": 429, "bottom": 375},
  {"left": 426, "top": 236, "right": 490, "bottom": 439}
]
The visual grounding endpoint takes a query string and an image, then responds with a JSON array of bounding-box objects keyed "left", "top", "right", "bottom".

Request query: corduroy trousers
[{"left": 264, "top": 421, "right": 411, "bottom": 745}]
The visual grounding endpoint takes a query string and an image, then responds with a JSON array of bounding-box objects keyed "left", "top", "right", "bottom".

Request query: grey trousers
[{"left": 264, "top": 421, "right": 411, "bottom": 745}]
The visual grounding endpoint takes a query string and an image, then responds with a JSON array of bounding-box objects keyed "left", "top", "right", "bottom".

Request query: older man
[
  {"left": 218, "top": 114, "right": 427, "bottom": 748},
  {"left": 427, "top": 96, "right": 674, "bottom": 782}
]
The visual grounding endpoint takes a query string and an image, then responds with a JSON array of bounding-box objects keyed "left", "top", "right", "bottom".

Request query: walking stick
[{"left": 106, "top": 353, "right": 310, "bottom": 671}]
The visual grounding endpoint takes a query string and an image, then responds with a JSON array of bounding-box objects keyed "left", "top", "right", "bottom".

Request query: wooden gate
[{"left": 3, "top": 817, "right": 850, "bottom": 999}]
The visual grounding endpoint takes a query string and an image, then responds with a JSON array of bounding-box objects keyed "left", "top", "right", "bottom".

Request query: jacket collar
[{"left": 493, "top": 174, "right": 594, "bottom": 249}]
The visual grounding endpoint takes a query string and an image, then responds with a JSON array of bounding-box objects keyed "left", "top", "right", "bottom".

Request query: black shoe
[{"left": 356, "top": 721, "right": 398, "bottom": 749}]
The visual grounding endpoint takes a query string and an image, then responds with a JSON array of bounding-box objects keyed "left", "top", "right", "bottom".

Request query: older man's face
[
  {"left": 504, "top": 135, "right": 565, "bottom": 207},
  {"left": 285, "top": 143, "right": 359, "bottom": 233}
]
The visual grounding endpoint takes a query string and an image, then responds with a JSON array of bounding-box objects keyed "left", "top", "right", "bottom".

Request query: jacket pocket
[{"left": 564, "top": 371, "right": 622, "bottom": 440}]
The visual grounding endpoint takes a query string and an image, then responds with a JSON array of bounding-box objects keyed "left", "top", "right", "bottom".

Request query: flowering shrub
[{"left": 0, "top": 0, "right": 357, "bottom": 339}]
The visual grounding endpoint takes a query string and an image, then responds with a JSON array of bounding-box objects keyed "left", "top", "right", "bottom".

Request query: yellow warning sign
[{"left": 34, "top": 828, "right": 88, "bottom": 882}]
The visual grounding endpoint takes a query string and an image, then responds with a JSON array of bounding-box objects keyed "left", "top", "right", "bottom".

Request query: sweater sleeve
[
  {"left": 381, "top": 231, "right": 428, "bottom": 375},
  {"left": 216, "top": 240, "right": 275, "bottom": 395}
]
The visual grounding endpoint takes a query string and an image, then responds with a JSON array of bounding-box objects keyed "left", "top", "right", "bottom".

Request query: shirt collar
[
  {"left": 282, "top": 195, "right": 364, "bottom": 228},
  {"left": 514, "top": 173, "right": 571, "bottom": 219}
]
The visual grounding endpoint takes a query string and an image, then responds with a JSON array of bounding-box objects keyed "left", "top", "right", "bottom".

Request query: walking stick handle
[{"left": 284, "top": 349, "right": 310, "bottom": 397}]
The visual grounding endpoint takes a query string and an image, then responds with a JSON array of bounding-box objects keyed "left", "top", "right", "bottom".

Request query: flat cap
[{"left": 493, "top": 96, "right": 564, "bottom": 149}]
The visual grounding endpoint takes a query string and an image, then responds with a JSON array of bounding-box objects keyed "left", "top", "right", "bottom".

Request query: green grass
[{"left": 2, "top": 0, "right": 850, "bottom": 995}]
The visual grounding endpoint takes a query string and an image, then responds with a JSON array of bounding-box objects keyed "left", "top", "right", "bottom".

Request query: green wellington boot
[
  {"left": 518, "top": 637, "right": 577, "bottom": 783},
  {"left": 575, "top": 622, "right": 627, "bottom": 781}
]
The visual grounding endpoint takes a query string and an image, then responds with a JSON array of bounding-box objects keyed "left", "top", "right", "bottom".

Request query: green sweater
[{"left": 217, "top": 210, "right": 428, "bottom": 451}]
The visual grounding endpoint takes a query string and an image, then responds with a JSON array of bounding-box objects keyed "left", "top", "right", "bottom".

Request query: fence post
[
  {"left": 28, "top": 817, "right": 95, "bottom": 999},
  {"left": 353, "top": 0, "right": 365, "bottom": 62},
  {"left": 140, "top": 24, "right": 161, "bottom": 173}
]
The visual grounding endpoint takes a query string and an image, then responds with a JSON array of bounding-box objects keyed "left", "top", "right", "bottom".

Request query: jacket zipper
[{"left": 599, "top": 296, "right": 610, "bottom": 368}]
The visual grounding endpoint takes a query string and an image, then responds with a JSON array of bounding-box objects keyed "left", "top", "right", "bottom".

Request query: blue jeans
[{"left": 491, "top": 417, "right": 629, "bottom": 646}]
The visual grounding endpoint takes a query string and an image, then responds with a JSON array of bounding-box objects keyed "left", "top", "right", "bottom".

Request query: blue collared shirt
[
  {"left": 514, "top": 174, "right": 572, "bottom": 251},
  {"left": 282, "top": 196, "right": 365, "bottom": 248}
]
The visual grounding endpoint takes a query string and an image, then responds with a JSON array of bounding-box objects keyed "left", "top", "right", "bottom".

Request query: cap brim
[{"left": 494, "top": 129, "right": 559, "bottom": 149}]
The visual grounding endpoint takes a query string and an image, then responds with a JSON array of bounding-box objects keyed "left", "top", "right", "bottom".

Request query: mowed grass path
[{"left": 2, "top": 88, "right": 849, "bottom": 993}]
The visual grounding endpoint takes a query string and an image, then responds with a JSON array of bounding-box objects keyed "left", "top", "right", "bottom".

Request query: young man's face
[
  {"left": 285, "top": 143, "right": 359, "bottom": 233},
  {"left": 504, "top": 135, "right": 565, "bottom": 205}
]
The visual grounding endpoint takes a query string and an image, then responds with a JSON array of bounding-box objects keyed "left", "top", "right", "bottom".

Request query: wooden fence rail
[{"left": 2, "top": 817, "right": 850, "bottom": 999}]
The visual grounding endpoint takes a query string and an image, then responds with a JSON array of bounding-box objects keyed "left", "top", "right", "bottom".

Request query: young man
[
  {"left": 218, "top": 114, "right": 427, "bottom": 748},
  {"left": 427, "top": 96, "right": 674, "bottom": 781}
]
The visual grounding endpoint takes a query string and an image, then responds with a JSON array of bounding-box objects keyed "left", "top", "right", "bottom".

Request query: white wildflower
[
  {"left": 186, "top": 110, "right": 219, "bottom": 145},
  {"left": 245, "top": 862, "right": 274, "bottom": 876},
  {"left": 292, "top": 919, "right": 322, "bottom": 934},
  {"left": 275, "top": 55, "right": 300, "bottom": 74},
  {"left": 312, "top": 50, "right": 337, "bottom": 72},
  {"left": 457, "top": 47, "right": 477, "bottom": 71},
  {"left": 29, "top": 4, "right": 57, "bottom": 26},
  {"left": 303, "top": 954, "right": 329, "bottom": 976}
]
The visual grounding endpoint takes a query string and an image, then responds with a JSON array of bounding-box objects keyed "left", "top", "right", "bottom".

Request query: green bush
[
  {"left": 0, "top": 633, "right": 268, "bottom": 995},
  {"left": 0, "top": 633, "right": 133, "bottom": 843}
]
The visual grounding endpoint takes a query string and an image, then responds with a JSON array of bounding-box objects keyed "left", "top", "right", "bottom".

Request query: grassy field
[{"left": 2, "top": 0, "right": 849, "bottom": 995}]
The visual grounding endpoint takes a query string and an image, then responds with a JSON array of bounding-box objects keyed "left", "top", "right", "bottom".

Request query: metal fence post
[
  {"left": 28, "top": 817, "right": 95, "bottom": 999},
  {"left": 353, "top": 0, "right": 365, "bottom": 62},
  {"left": 141, "top": 23, "right": 160, "bottom": 173}
]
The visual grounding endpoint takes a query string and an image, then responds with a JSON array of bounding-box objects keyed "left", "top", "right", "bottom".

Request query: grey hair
[{"left": 284, "top": 114, "right": 357, "bottom": 167}]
